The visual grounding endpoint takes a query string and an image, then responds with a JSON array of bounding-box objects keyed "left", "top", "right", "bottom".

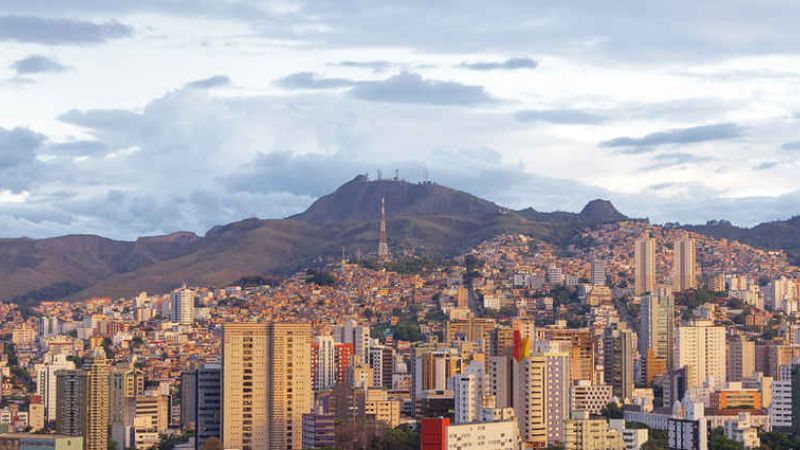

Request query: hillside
[
  {"left": 9, "top": 174, "right": 794, "bottom": 302},
  {"left": 686, "top": 217, "right": 800, "bottom": 263}
]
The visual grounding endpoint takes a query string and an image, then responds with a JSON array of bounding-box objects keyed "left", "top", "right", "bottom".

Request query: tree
[
  {"left": 641, "top": 430, "right": 667, "bottom": 450},
  {"left": 600, "top": 402, "right": 623, "bottom": 419},
  {"left": 709, "top": 427, "right": 743, "bottom": 450}
]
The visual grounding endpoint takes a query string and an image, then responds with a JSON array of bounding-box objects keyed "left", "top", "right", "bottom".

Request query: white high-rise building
[
  {"left": 170, "top": 288, "right": 195, "bottom": 324},
  {"left": 537, "top": 342, "right": 571, "bottom": 445},
  {"left": 514, "top": 355, "right": 547, "bottom": 448},
  {"left": 36, "top": 353, "right": 76, "bottom": 422},
  {"left": 315, "top": 336, "right": 336, "bottom": 391},
  {"left": 676, "top": 320, "right": 726, "bottom": 389},
  {"left": 454, "top": 361, "right": 485, "bottom": 424}
]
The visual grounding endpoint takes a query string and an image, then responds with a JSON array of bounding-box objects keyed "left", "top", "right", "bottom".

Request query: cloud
[
  {"left": 349, "top": 72, "right": 496, "bottom": 106},
  {"left": 754, "top": 160, "right": 780, "bottom": 170},
  {"left": 184, "top": 75, "right": 231, "bottom": 89},
  {"left": 460, "top": 57, "right": 537, "bottom": 71},
  {"left": 333, "top": 61, "right": 392, "bottom": 72},
  {"left": 0, "top": 15, "right": 132, "bottom": 45},
  {"left": 0, "top": 127, "right": 43, "bottom": 167},
  {"left": 781, "top": 141, "right": 800, "bottom": 151},
  {"left": 10, "top": 55, "right": 67, "bottom": 75},
  {"left": 275, "top": 72, "right": 360, "bottom": 89},
  {"left": 643, "top": 152, "right": 713, "bottom": 171},
  {"left": 41, "top": 140, "right": 109, "bottom": 157},
  {"left": 600, "top": 123, "right": 743, "bottom": 149},
  {"left": 59, "top": 108, "right": 145, "bottom": 133},
  {"left": 514, "top": 109, "right": 605, "bottom": 125}
]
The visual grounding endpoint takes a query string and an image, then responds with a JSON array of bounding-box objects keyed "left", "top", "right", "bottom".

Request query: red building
[
  {"left": 335, "top": 342, "right": 354, "bottom": 385},
  {"left": 421, "top": 417, "right": 449, "bottom": 450}
]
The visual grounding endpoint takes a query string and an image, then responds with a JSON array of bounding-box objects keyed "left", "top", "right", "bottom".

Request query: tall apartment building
[
  {"left": 603, "top": 323, "right": 635, "bottom": 402},
  {"left": 195, "top": 363, "right": 221, "bottom": 450},
  {"left": 170, "top": 287, "right": 195, "bottom": 324},
  {"left": 541, "top": 325, "right": 594, "bottom": 382},
  {"left": 727, "top": 334, "right": 755, "bottom": 382},
  {"left": 83, "top": 349, "right": 110, "bottom": 450},
  {"left": 313, "top": 336, "right": 336, "bottom": 391},
  {"left": 634, "top": 234, "right": 656, "bottom": 295},
  {"left": 35, "top": 353, "right": 75, "bottom": 422},
  {"left": 109, "top": 365, "right": 145, "bottom": 425},
  {"left": 222, "top": 322, "right": 312, "bottom": 450},
  {"left": 539, "top": 344, "right": 572, "bottom": 445},
  {"left": 639, "top": 287, "right": 674, "bottom": 382},
  {"left": 180, "top": 370, "right": 197, "bottom": 431},
  {"left": 676, "top": 320, "right": 727, "bottom": 389},
  {"left": 591, "top": 258, "right": 607, "bottom": 286},
  {"left": 513, "top": 355, "right": 547, "bottom": 448},
  {"left": 672, "top": 236, "right": 697, "bottom": 292},
  {"left": 333, "top": 319, "right": 370, "bottom": 362},
  {"left": 454, "top": 361, "right": 485, "bottom": 424},
  {"left": 57, "top": 349, "right": 109, "bottom": 450}
]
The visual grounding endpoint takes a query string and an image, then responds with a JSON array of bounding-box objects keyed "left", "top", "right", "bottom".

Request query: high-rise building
[
  {"left": 634, "top": 234, "right": 656, "bottom": 295},
  {"left": 222, "top": 322, "right": 312, "bottom": 450},
  {"left": 313, "top": 336, "right": 336, "bottom": 391},
  {"left": 56, "top": 370, "right": 85, "bottom": 436},
  {"left": 109, "top": 364, "right": 145, "bottom": 425},
  {"left": 170, "top": 287, "right": 195, "bottom": 324},
  {"left": 454, "top": 361, "right": 485, "bottom": 424},
  {"left": 83, "top": 349, "right": 110, "bottom": 450},
  {"left": 541, "top": 325, "right": 594, "bottom": 383},
  {"left": 334, "top": 342, "right": 354, "bottom": 386},
  {"left": 672, "top": 236, "right": 697, "bottom": 292},
  {"left": 640, "top": 287, "right": 674, "bottom": 383},
  {"left": 58, "top": 350, "right": 109, "bottom": 450},
  {"left": 538, "top": 343, "right": 572, "bottom": 445},
  {"left": 676, "top": 320, "right": 727, "bottom": 389},
  {"left": 334, "top": 319, "right": 370, "bottom": 362},
  {"left": 513, "top": 355, "right": 547, "bottom": 448},
  {"left": 603, "top": 323, "right": 635, "bottom": 401},
  {"left": 180, "top": 370, "right": 197, "bottom": 431},
  {"left": 35, "top": 353, "right": 75, "bottom": 422},
  {"left": 727, "top": 334, "right": 755, "bottom": 382},
  {"left": 195, "top": 363, "right": 221, "bottom": 450},
  {"left": 591, "top": 259, "right": 607, "bottom": 286}
]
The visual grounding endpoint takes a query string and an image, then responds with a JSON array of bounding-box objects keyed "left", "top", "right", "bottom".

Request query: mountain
[
  {"left": 516, "top": 198, "right": 628, "bottom": 224},
  {"left": 294, "top": 175, "right": 502, "bottom": 223},
  {"left": 0, "top": 176, "right": 640, "bottom": 302},
  {"left": 686, "top": 217, "right": 800, "bottom": 263}
]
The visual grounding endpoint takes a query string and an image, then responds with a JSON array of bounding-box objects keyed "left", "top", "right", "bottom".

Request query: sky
[{"left": 1, "top": 1, "right": 800, "bottom": 239}]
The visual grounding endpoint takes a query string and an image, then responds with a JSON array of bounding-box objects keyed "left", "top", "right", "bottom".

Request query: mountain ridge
[{"left": 0, "top": 175, "right": 797, "bottom": 302}]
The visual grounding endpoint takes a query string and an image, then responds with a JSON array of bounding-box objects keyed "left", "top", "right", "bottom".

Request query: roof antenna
[
  {"left": 377, "top": 169, "right": 382, "bottom": 180},
  {"left": 394, "top": 169, "right": 399, "bottom": 181}
]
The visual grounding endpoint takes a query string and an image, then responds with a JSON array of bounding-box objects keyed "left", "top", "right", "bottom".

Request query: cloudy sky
[{"left": 1, "top": 1, "right": 800, "bottom": 239}]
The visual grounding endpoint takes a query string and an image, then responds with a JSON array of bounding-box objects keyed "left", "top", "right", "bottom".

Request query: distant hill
[
  {"left": 3, "top": 174, "right": 796, "bottom": 303},
  {"left": 686, "top": 217, "right": 800, "bottom": 263}
]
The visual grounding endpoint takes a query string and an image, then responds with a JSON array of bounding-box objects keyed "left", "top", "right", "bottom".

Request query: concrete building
[
  {"left": 421, "top": 417, "right": 519, "bottom": 450},
  {"left": 564, "top": 411, "right": 625, "bottom": 450},
  {"left": 727, "top": 335, "right": 755, "bottom": 383},
  {"left": 676, "top": 320, "right": 726, "bottom": 389},
  {"left": 513, "top": 355, "right": 547, "bottom": 448},
  {"left": 301, "top": 412, "right": 335, "bottom": 449},
  {"left": 604, "top": 323, "right": 635, "bottom": 401},
  {"left": 571, "top": 381, "right": 614, "bottom": 416},
  {"left": 672, "top": 236, "right": 697, "bottom": 292},
  {"left": 634, "top": 234, "right": 656, "bottom": 295},
  {"left": 194, "top": 363, "right": 221, "bottom": 450},
  {"left": 639, "top": 288, "right": 674, "bottom": 384},
  {"left": 454, "top": 361, "right": 484, "bottom": 424},
  {"left": 35, "top": 354, "right": 75, "bottom": 422},
  {"left": 222, "top": 322, "right": 312, "bottom": 450},
  {"left": 313, "top": 336, "right": 336, "bottom": 391},
  {"left": 170, "top": 287, "right": 195, "bottom": 324}
]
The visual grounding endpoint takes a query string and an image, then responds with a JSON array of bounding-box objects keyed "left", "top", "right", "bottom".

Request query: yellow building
[{"left": 564, "top": 411, "right": 625, "bottom": 450}]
